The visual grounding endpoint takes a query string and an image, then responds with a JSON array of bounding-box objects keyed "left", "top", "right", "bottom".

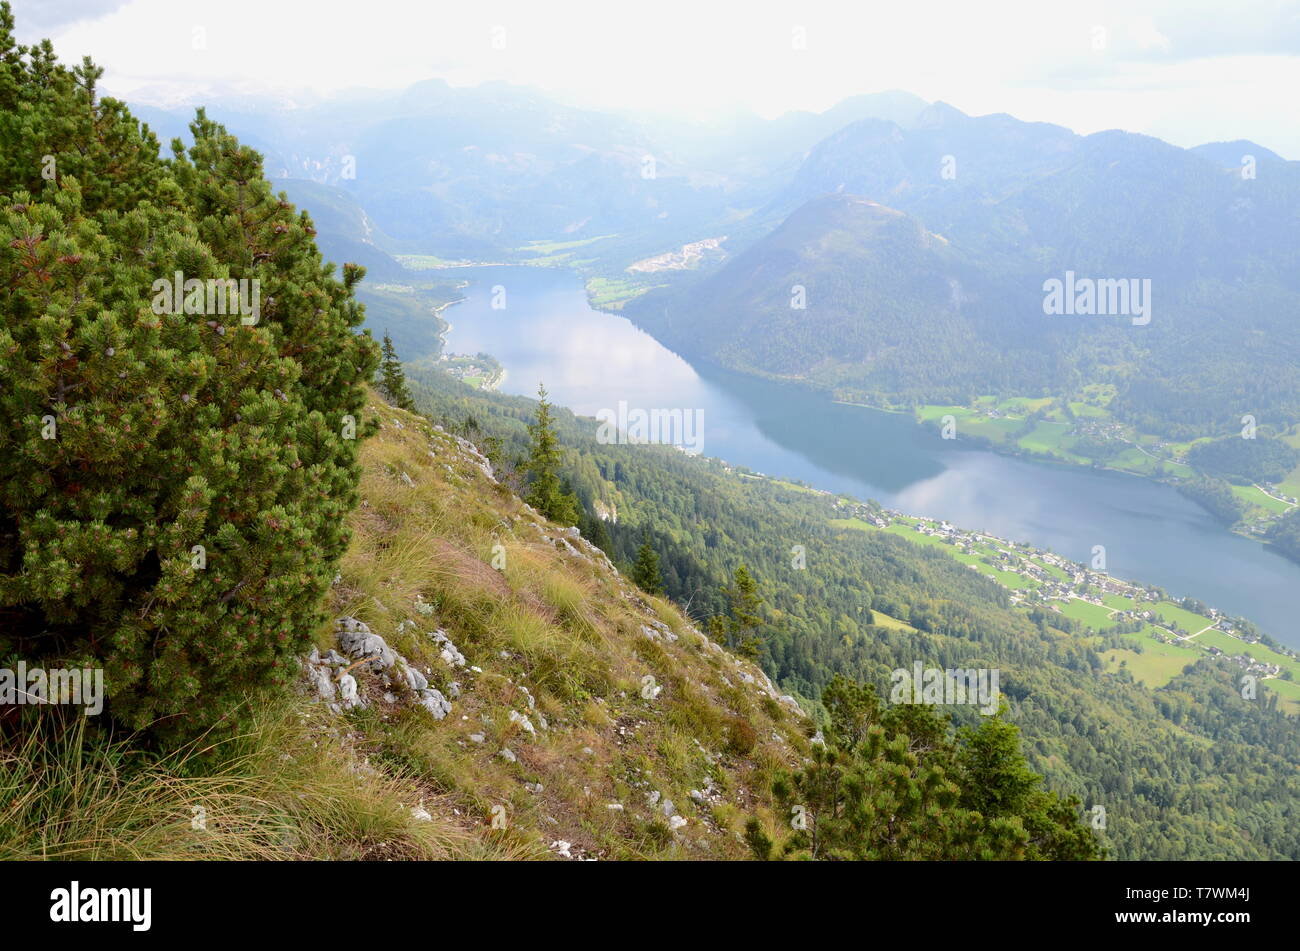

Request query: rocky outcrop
[{"left": 301, "top": 617, "right": 453, "bottom": 719}]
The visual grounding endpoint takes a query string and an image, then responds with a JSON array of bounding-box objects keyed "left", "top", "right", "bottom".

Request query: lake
[{"left": 437, "top": 266, "right": 1300, "bottom": 647}]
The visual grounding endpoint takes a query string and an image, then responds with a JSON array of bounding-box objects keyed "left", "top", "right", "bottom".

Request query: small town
[{"left": 828, "top": 496, "right": 1293, "bottom": 685}]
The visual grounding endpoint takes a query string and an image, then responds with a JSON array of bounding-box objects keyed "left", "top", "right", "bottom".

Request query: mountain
[
  {"left": 9, "top": 0, "right": 1299, "bottom": 864},
  {"left": 632, "top": 103, "right": 1300, "bottom": 436},
  {"left": 635, "top": 193, "right": 1052, "bottom": 402},
  {"left": 631, "top": 90, "right": 930, "bottom": 181},
  {"left": 1191, "top": 139, "right": 1287, "bottom": 168},
  {"left": 2, "top": 6, "right": 1099, "bottom": 862},
  {"left": 130, "top": 79, "right": 748, "bottom": 260},
  {"left": 128, "top": 84, "right": 934, "bottom": 268},
  {"left": 778, "top": 102, "right": 1300, "bottom": 284},
  {"left": 5, "top": 394, "right": 809, "bottom": 859},
  {"left": 272, "top": 178, "right": 410, "bottom": 282},
  {"left": 780, "top": 102, "right": 1080, "bottom": 234},
  {"left": 407, "top": 368, "right": 1300, "bottom": 860}
]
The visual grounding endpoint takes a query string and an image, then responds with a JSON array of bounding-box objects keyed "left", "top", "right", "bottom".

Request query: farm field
[
  {"left": 1153, "top": 601, "right": 1216, "bottom": 636},
  {"left": 518, "top": 234, "right": 614, "bottom": 255},
  {"left": 1231, "top": 483, "right": 1292, "bottom": 515},
  {"left": 395, "top": 253, "right": 480, "bottom": 269},
  {"left": 1192, "top": 629, "right": 1300, "bottom": 679},
  {"left": 1057, "top": 598, "right": 1119, "bottom": 630},
  {"left": 1017, "top": 421, "right": 1079, "bottom": 458},
  {"left": 1264, "top": 677, "right": 1300, "bottom": 714},
  {"left": 1102, "top": 636, "right": 1201, "bottom": 687}
]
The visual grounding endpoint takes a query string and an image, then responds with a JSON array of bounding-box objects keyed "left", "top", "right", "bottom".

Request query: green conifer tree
[
  {"left": 377, "top": 331, "right": 415, "bottom": 410},
  {"left": 630, "top": 537, "right": 663, "bottom": 595},
  {"left": 523, "top": 384, "right": 579, "bottom": 526},
  {"left": 578, "top": 509, "right": 612, "bottom": 554},
  {"left": 723, "top": 564, "right": 764, "bottom": 659},
  {"left": 0, "top": 5, "right": 379, "bottom": 740},
  {"left": 752, "top": 675, "right": 1102, "bottom": 861}
]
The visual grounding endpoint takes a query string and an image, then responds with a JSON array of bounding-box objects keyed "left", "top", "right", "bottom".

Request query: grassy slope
[
  {"left": 2, "top": 391, "right": 808, "bottom": 860},
  {"left": 325, "top": 395, "right": 812, "bottom": 859}
]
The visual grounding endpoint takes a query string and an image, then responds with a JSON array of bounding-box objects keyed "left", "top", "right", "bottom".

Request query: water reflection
[{"left": 440, "top": 266, "right": 1299, "bottom": 646}]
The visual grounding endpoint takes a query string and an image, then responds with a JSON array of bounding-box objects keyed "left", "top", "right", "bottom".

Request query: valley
[
  {"left": 419, "top": 265, "right": 1300, "bottom": 650},
  {"left": 6, "top": 0, "right": 1299, "bottom": 872},
  {"left": 829, "top": 505, "right": 1300, "bottom": 714}
]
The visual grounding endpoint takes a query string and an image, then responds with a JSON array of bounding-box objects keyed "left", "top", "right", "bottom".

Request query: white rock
[
  {"left": 337, "top": 673, "right": 362, "bottom": 710},
  {"left": 337, "top": 619, "right": 398, "bottom": 672},
  {"left": 417, "top": 688, "right": 452, "bottom": 719},
  {"left": 509, "top": 710, "right": 536, "bottom": 734},
  {"left": 307, "top": 664, "right": 335, "bottom": 701},
  {"left": 403, "top": 664, "right": 429, "bottom": 692}
]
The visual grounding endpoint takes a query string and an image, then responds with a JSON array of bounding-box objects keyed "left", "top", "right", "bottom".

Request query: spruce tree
[
  {"left": 0, "top": 5, "right": 379, "bottom": 740},
  {"left": 377, "top": 331, "right": 415, "bottom": 410},
  {"left": 578, "top": 509, "right": 612, "bottom": 554},
  {"left": 723, "top": 564, "right": 764, "bottom": 659},
  {"left": 630, "top": 537, "right": 663, "bottom": 595},
  {"left": 523, "top": 384, "right": 579, "bottom": 526}
]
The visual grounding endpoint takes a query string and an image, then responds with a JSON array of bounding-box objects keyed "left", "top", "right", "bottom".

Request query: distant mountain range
[
  {"left": 630, "top": 103, "right": 1300, "bottom": 437},
  {"left": 128, "top": 83, "right": 932, "bottom": 266},
  {"left": 136, "top": 81, "right": 1300, "bottom": 438}
]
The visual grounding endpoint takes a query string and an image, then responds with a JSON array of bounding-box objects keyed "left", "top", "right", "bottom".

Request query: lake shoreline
[{"left": 439, "top": 265, "right": 1300, "bottom": 647}]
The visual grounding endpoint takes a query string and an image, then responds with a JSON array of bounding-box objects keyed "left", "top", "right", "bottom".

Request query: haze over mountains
[
  {"left": 8, "top": 0, "right": 1300, "bottom": 873},
  {"left": 135, "top": 78, "right": 1300, "bottom": 442},
  {"left": 130, "top": 83, "right": 936, "bottom": 262}
]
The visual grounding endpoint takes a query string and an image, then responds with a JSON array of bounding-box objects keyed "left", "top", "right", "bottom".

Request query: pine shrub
[{"left": 0, "top": 5, "right": 379, "bottom": 740}]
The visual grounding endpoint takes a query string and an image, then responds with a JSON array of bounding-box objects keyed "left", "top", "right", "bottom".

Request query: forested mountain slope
[
  {"left": 409, "top": 367, "right": 1300, "bottom": 860},
  {"left": 632, "top": 103, "right": 1300, "bottom": 437},
  {"left": 0, "top": 4, "right": 1099, "bottom": 862}
]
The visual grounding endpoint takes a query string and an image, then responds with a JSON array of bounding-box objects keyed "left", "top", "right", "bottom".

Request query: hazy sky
[{"left": 13, "top": 0, "right": 1300, "bottom": 156}]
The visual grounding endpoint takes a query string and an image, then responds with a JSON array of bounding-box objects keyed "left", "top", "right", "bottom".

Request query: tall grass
[{"left": 0, "top": 701, "right": 476, "bottom": 861}]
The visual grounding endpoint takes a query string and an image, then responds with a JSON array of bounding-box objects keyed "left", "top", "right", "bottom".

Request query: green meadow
[
  {"left": 1031, "top": 557, "right": 1072, "bottom": 581},
  {"left": 1192, "top": 629, "right": 1300, "bottom": 680},
  {"left": 1232, "top": 483, "right": 1294, "bottom": 516},
  {"left": 518, "top": 234, "right": 615, "bottom": 255},
  {"left": 1153, "top": 601, "right": 1215, "bottom": 636},
  {"left": 395, "top": 253, "right": 476, "bottom": 269},
  {"left": 870, "top": 609, "right": 917, "bottom": 632},
  {"left": 1057, "top": 598, "right": 1119, "bottom": 630},
  {"left": 829, "top": 512, "right": 1300, "bottom": 710},
  {"left": 585, "top": 276, "right": 659, "bottom": 309},
  {"left": 1102, "top": 635, "right": 1202, "bottom": 687},
  {"left": 913, "top": 394, "right": 1212, "bottom": 485},
  {"left": 1263, "top": 677, "right": 1300, "bottom": 715}
]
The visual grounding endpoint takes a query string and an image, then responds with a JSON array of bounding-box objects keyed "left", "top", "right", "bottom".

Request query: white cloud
[{"left": 13, "top": 0, "right": 1299, "bottom": 156}]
